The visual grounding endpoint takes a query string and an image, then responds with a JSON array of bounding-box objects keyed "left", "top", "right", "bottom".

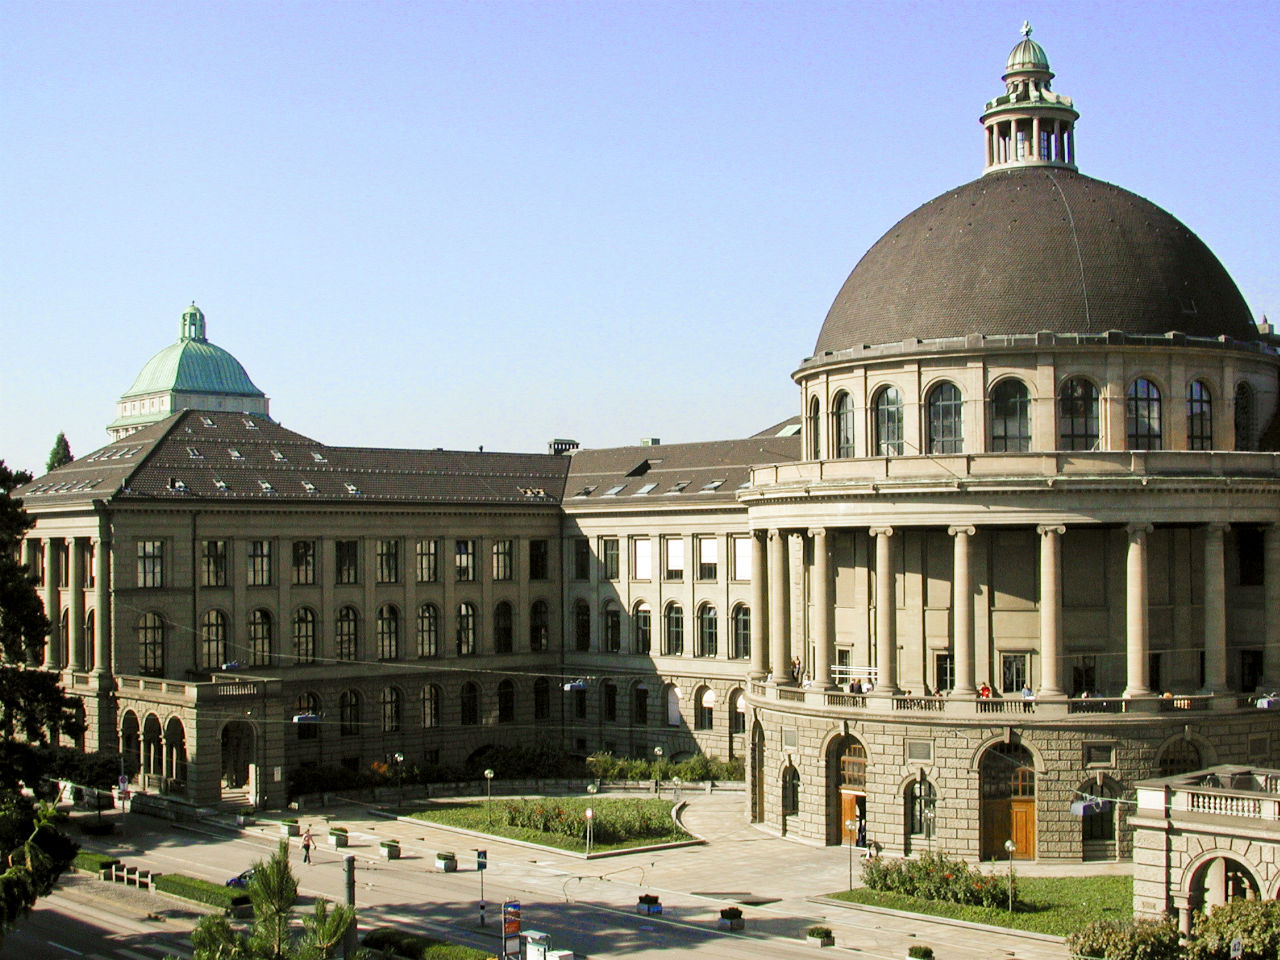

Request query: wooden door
[
  {"left": 840, "top": 791, "right": 863, "bottom": 843},
  {"left": 1010, "top": 799, "right": 1036, "bottom": 859},
  {"left": 981, "top": 799, "right": 1010, "bottom": 860}
]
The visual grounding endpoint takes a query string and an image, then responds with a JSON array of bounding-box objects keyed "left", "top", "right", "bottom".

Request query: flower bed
[{"left": 861, "top": 851, "right": 1018, "bottom": 909}]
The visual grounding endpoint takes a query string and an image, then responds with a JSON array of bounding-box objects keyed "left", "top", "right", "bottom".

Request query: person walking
[{"left": 301, "top": 826, "right": 312, "bottom": 864}]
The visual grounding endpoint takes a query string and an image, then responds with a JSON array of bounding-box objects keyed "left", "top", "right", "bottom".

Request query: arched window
[
  {"left": 731, "top": 605, "right": 750, "bottom": 660},
  {"left": 295, "top": 692, "right": 320, "bottom": 739},
  {"left": 293, "top": 608, "right": 316, "bottom": 665},
  {"left": 728, "top": 688, "right": 746, "bottom": 734},
  {"left": 417, "top": 603, "right": 439, "bottom": 658},
  {"left": 782, "top": 765, "right": 800, "bottom": 817},
  {"left": 247, "top": 609, "right": 272, "bottom": 667},
  {"left": 533, "top": 677, "right": 551, "bottom": 720},
  {"left": 664, "top": 603, "right": 684, "bottom": 656},
  {"left": 1127, "top": 378, "right": 1163, "bottom": 449},
  {"left": 1058, "top": 377, "right": 1100, "bottom": 450},
  {"left": 602, "top": 680, "right": 618, "bottom": 722},
  {"left": 199, "top": 610, "right": 226, "bottom": 670},
  {"left": 696, "top": 604, "right": 717, "bottom": 657},
  {"left": 840, "top": 739, "right": 867, "bottom": 789},
  {"left": 497, "top": 680, "right": 515, "bottom": 723},
  {"left": 335, "top": 606, "right": 359, "bottom": 661},
  {"left": 574, "top": 601, "right": 591, "bottom": 652},
  {"left": 874, "top": 387, "right": 904, "bottom": 456},
  {"left": 493, "top": 601, "right": 514, "bottom": 654},
  {"left": 633, "top": 602, "right": 652, "bottom": 654},
  {"left": 376, "top": 604, "right": 400, "bottom": 660},
  {"left": 906, "top": 778, "right": 936, "bottom": 838},
  {"left": 808, "top": 396, "right": 821, "bottom": 460},
  {"left": 137, "top": 613, "right": 164, "bottom": 677},
  {"left": 833, "top": 392, "right": 855, "bottom": 458},
  {"left": 665, "top": 683, "right": 682, "bottom": 726},
  {"left": 989, "top": 379, "right": 1031, "bottom": 452},
  {"left": 422, "top": 684, "right": 441, "bottom": 727},
  {"left": 1158, "top": 739, "right": 1202, "bottom": 777},
  {"left": 694, "top": 686, "right": 714, "bottom": 729},
  {"left": 460, "top": 682, "right": 479, "bottom": 725},
  {"left": 339, "top": 690, "right": 360, "bottom": 736},
  {"left": 1081, "top": 780, "right": 1116, "bottom": 843},
  {"left": 380, "top": 687, "right": 401, "bottom": 732},
  {"left": 1187, "top": 381, "right": 1213, "bottom": 450},
  {"left": 603, "top": 603, "right": 621, "bottom": 652},
  {"left": 456, "top": 602, "right": 476, "bottom": 655},
  {"left": 85, "top": 610, "right": 96, "bottom": 670},
  {"left": 1235, "top": 382, "right": 1256, "bottom": 451},
  {"left": 927, "top": 382, "right": 963, "bottom": 454},
  {"left": 529, "top": 600, "right": 549, "bottom": 651}
]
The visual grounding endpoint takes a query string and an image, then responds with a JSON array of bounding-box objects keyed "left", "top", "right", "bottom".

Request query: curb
[{"left": 809, "top": 896, "right": 1067, "bottom": 944}]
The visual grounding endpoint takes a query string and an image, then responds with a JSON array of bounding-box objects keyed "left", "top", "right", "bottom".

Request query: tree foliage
[
  {"left": 1186, "top": 900, "right": 1280, "bottom": 960},
  {"left": 1066, "top": 917, "right": 1183, "bottom": 959},
  {"left": 45, "top": 434, "right": 73, "bottom": 473}
]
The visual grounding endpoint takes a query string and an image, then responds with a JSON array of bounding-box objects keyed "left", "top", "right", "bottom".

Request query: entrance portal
[{"left": 980, "top": 742, "right": 1036, "bottom": 860}]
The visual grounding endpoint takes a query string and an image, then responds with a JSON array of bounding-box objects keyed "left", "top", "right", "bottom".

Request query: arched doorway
[
  {"left": 750, "top": 721, "right": 765, "bottom": 823},
  {"left": 781, "top": 764, "right": 800, "bottom": 835},
  {"left": 1189, "top": 856, "right": 1260, "bottom": 912},
  {"left": 141, "top": 714, "right": 163, "bottom": 789},
  {"left": 164, "top": 717, "right": 188, "bottom": 793},
  {"left": 980, "top": 742, "right": 1035, "bottom": 860},
  {"left": 220, "top": 720, "right": 257, "bottom": 802},
  {"left": 119, "top": 710, "right": 140, "bottom": 784},
  {"left": 827, "top": 735, "right": 868, "bottom": 847}
]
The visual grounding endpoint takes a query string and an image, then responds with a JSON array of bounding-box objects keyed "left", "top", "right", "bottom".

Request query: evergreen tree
[
  {"left": 45, "top": 433, "right": 73, "bottom": 472},
  {"left": 0, "top": 461, "right": 84, "bottom": 946}
]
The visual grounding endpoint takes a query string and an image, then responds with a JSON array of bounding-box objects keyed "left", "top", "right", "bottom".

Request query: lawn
[
  {"left": 408, "top": 797, "right": 692, "bottom": 853},
  {"left": 829, "top": 874, "right": 1132, "bottom": 937}
]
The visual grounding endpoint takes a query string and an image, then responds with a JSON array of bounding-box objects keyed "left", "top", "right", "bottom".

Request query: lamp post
[
  {"left": 393, "top": 752, "right": 404, "bottom": 802},
  {"left": 844, "top": 818, "right": 856, "bottom": 892},
  {"left": 584, "top": 805, "right": 594, "bottom": 857},
  {"left": 1004, "top": 839, "right": 1017, "bottom": 913},
  {"left": 484, "top": 768, "right": 494, "bottom": 830},
  {"left": 672, "top": 776, "right": 681, "bottom": 802}
]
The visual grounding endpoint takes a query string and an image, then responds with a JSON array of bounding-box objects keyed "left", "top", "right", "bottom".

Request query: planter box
[
  {"left": 328, "top": 833, "right": 348, "bottom": 848},
  {"left": 637, "top": 900, "right": 662, "bottom": 915},
  {"left": 718, "top": 917, "right": 744, "bottom": 931},
  {"left": 808, "top": 935, "right": 835, "bottom": 947},
  {"left": 281, "top": 822, "right": 300, "bottom": 837},
  {"left": 380, "top": 843, "right": 400, "bottom": 860},
  {"left": 235, "top": 814, "right": 252, "bottom": 827},
  {"left": 435, "top": 856, "right": 457, "bottom": 871}
]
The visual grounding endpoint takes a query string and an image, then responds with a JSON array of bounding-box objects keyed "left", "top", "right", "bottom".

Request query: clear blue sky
[{"left": 3, "top": 0, "right": 1277, "bottom": 477}]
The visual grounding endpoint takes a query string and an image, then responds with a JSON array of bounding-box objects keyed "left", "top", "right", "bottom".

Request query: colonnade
[
  {"left": 985, "top": 116, "right": 1075, "bottom": 168},
  {"left": 23, "top": 533, "right": 112, "bottom": 676},
  {"left": 747, "top": 522, "right": 1280, "bottom": 697}
]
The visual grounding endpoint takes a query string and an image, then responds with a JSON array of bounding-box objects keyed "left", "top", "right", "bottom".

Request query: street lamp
[
  {"left": 393, "top": 752, "right": 405, "bottom": 802},
  {"left": 484, "top": 768, "right": 495, "bottom": 829},
  {"left": 1004, "top": 839, "right": 1017, "bottom": 913},
  {"left": 584, "top": 805, "right": 595, "bottom": 857},
  {"left": 672, "top": 776, "right": 681, "bottom": 801},
  {"left": 844, "top": 818, "right": 856, "bottom": 892}
]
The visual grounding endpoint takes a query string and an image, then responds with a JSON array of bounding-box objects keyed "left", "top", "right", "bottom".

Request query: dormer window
[
  {"left": 311, "top": 451, "right": 328, "bottom": 463},
  {"left": 345, "top": 482, "right": 360, "bottom": 495},
  {"left": 243, "top": 418, "right": 258, "bottom": 429},
  {"left": 259, "top": 480, "right": 275, "bottom": 493},
  {"left": 229, "top": 448, "right": 244, "bottom": 460},
  {"left": 271, "top": 449, "right": 287, "bottom": 462},
  {"left": 187, "top": 447, "right": 203, "bottom": 459},
  {"left": 302, "top": 480, "right": 317, "bottom": 493},
  {"left": 214, "top": 478, "right": 229, "bottom": 491}
]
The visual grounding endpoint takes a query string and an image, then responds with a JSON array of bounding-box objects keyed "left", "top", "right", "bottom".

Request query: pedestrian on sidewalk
[{"left": 302, "top": 826, "right": 313, "bottom": 864}]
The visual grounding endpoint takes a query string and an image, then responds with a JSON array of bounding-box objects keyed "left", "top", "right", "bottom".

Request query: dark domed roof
[{"left": 814, "top": 168, "right": 1257, "bottom": 355}]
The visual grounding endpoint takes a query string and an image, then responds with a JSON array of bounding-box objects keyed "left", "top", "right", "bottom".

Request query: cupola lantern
[{"left": 981, "top": 23, "right": 1079, "bottom": 173}]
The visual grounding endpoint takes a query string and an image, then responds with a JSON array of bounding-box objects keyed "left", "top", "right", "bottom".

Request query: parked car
[{"left": 226, "top": 868, "right": 255, "bottom": 888}]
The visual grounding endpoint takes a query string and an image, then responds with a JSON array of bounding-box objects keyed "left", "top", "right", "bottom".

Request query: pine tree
[
  {"left": 46, "top": 433, "right": 73, "bottom": 472},
  {"left": 0, "top": 461, "right": 84, "bottom": 945}
]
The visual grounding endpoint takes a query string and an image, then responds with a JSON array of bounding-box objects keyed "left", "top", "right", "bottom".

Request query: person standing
[{"left": 301, "top": 826, "right": 313, "bottom": 864}]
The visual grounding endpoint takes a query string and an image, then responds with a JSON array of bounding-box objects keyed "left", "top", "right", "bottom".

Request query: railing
[
  {"left": 214, "top": 681, "right": 262, "bottom": 697},
  {"left": 1158, "top": 695, "right": 1213, "bottom": 712},
  {"left": 1188, "top": 791, "right": 1264, "bottom": 819},
  {"left": 826, "top": 693, "right": 866, "bottom": 709},
  {"left": 777, "top": 688, "right": 807, "bottom": 703},
  {"left": 976, "top": 698, "right": 1035, "bottom": 714},
  {"left": 895, "top": 696, "right": 946, "bottom": 712},
  {"left": 1068, "top": 698, "right": 1125, "bottom": 714}
]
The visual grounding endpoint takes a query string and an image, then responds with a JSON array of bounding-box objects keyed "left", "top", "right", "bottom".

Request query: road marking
[{"left": 48, "top": 942, "right": 83, "bottom": 956}]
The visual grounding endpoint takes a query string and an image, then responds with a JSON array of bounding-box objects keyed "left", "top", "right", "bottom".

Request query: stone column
[
  {"left": 1037, "top": 525, "right": 1067, "bottom": 698},
  {"left": 871, "top": 527, "right": 899, "bottom": 695},
  {"left": 1202, "top": 523, "right": 1229, "bottom": 693},
  {"left": 42, "top": 538, "right": 61, "bottom": 670},
  {"left": 768, "top": 529, "right": 791, "bottom": 682},
  {"left": 68, "top": 538, "right": 85, "bottom": 671},
  {"left": 949, "top": 526, "right": 977, "bottom": 697},
  {"left": 1124, "top": 524, "right": 1153, "bottom": 697},
  {"left": 810, "top": 528, "right": 833, "bottom": 688},
  {"left": 788, "top": 532, "right": 805, "bottom": 677},
  {"left": 749, "top": 531, "right": 768, "bottom": 679},
  {"left": 94, "top": 535, "right": 112, "bottom": 676},
  {"left": 1263, "top": 525, "right": 1280, "bottom": 688}
]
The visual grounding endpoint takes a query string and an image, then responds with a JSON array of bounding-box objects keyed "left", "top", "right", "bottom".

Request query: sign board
[
  {"left": 502, "top": 900, "right": 522, "bottom": 958},
  {"left": 118, "top": 775, "right": 129, "bottom": 792},
  {"left": 1231, "top": 937, "right": 1244, "bottom": 958},
  {"left": 476, "top": 849, "right": 487, "bottom": 871}
]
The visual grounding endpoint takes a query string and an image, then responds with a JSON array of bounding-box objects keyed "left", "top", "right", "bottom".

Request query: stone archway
[
  {"left": 827, "top": 735, "right": 868, "bottom": 847},
  {"left": 1188, "top": 855, "right": 1260, "bottom": 913},
  {"left": 141, "top": 713, "right": 163, "bottom": 788},
  {"left": 220, "top": 720, "right": 257, "bottom": 803},
  {"left": 119, "top": 710, "right": 140, "bottom": 783},
  {"left": 980, "top": 742, "right": 1035, "bottom": 860},
  {"left": 750, "top": 721, "right": 765, "bottom": 823},
  {"left": 164, "top": 716, "right": 188, "bottom": 793}
]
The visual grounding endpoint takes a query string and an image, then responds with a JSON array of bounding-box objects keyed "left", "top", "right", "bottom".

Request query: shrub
[
  {"left": 807, "top": 925, "right": 833, "bottom": 938},
  {"left": 74, "top": 851, "right": 118, "bottom": 873},
  {"left": 1066, "top": 917, "right": 1182, "bottom": 960},
  {"left": 153, "top": 873, "right": 241, "bottom": 911},
  {"left": 362, "top": 927, "right": 493, "bottom": 959},
  {"left": 638, "top": 894, "right": 660, "bottom": 905},
  {"left": 907, "top": 948, "right": 934, "bottom": 959},
  {"left": 1187, "top": 900, "right": 1280, "bottom": 960},
  {"left": 329, "top": 825, "right": 347, "bottom": 834},
  {"left": 720, "top": 907, "right": 742, "bottom": 920},
  {"left": 861, "top": 851, "right": 1017, "bottom": 910}
]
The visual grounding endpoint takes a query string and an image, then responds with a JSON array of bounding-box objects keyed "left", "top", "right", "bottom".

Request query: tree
[
  {"left": 187, "top": 842, "right": 361, "bottom": 960},
  {"left": 1187, "top": 900, "right": 1280, "bottom": 960},
  {"left": 45, "top": 434, "right": 73, "bottom": 473},
  {"left": 0, "top": 460, "right": 84, "bottom": 946}
]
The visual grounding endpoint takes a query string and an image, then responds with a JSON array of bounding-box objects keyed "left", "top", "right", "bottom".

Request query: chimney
[{"left": 549, "top": 439, "right": 580, "bottom": 456}]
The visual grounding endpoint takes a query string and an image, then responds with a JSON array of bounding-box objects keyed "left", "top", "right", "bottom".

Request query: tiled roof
[{"left": 18, "top": 411, "right": 569, "bottom": 506}]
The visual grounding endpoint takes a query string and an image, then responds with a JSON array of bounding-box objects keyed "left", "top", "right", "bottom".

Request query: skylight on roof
[
  {"left": 573, "top": 485, "right": 597, "bottom": 498},
  {"left": 699, "top": 479, "right": 726, "bottom": 492},
  {"left": 201, "top": 417, "right": 215, "bottom": 427},
  {"left": 271, "top": 449, "right": 287, "bottom": 462},
  {"left": 229, "top": 448, "right": 244, "bottom": 460},
  {"left": 311, "top": 451, "right": 328, "bottom": 463},
  {"left": 603, "top": 483, "right": 626, "bottom": 497},
  {"left": 244, "top": 418, "right": 258, "bottom": 429},
  {"left": 634, "top": 482, "right": 658, "bottom": 495},
  {"left": 301, "top": 480, "right": 317, "bottom": 493},
  {"left": 259, "top": 480, "right": 275, "bottom": 493},
  {"left": 345, "top": 482, "right": 360, "bottom": 495},
  {"left": 187, "top": 446, "right": 203, "bottom": 459},
  {"left": 214, "top": 478, "right": 228, "bottom": 491},
  {"left": 665, "top": 481, "right": 691, "bottom": 494}
]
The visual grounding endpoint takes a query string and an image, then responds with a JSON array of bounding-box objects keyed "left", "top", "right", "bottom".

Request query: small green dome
[
  {"left": 1007, "top": 23, "right": 1050, "bottom": 73},
  {"left": 120, "top": 305, "right": 264, "bottom": 399}
]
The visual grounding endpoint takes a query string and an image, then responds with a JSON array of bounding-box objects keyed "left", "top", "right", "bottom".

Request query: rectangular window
[
  {"left": 601, "top": 537, "right": 619, "bottom": 580},
  {"left": 333, "top": 540, "right": 359, "bottom": 584},
  {"left": 572, "top": 538, "right": 590, "bottom": 580},
  {"left": 248, "top": 540, "right": 272, "bottom": 586},
  {"left": 1071, "top": 655, "right": 1098, "bottom": 697},
  {"left": 935, "top": 653, "right": 955, "bottom": 693},
  {"left": 201, "top": 539, "right": 227, "bottom": 587},
  {"left": 1084, "top": 743, "right": 1115, "bottom": 767},
  {"left": 731, "top": 536, "right": 752, "bottom": 581},
  {"left": 137, "top": 540, "right": 164, "bottom": 588},
  {"left": 697, "top": 536, "right": 718, "bottom": 581},
  {"left": 573, "top": 688, "right": 587, "bottom": 720},
  {"left": 1000, "top": 652, "right": 1029, "bottom": 694},
  {"left": 455, "top": 539, "right": 476, "bottom": 581},
  {"left": 376, "top": 539, "right": 400, "bottom": 584},
  {"left": 664, "top": 537, "right": 684, "bottom": 581},
  {"left": 492, "top": 539, "right": 514, "bottom": 581},
  {"left": 604, "top": 684, "right": 618, "bottom": 722},
  {"left": 416, "top": 538, "right": 438, "bottom": 582},
  {"left": 633, "top": 688, "right": 649, "bottom": 725},
  {"left": 632, "top": 537, "right": 652, "bottom": 580},
  {"left": 292, "top": 540, "right": 316, "bottom": 586},
  {"left": 529, "top": 539, "right": 549, "bottom": 580}
]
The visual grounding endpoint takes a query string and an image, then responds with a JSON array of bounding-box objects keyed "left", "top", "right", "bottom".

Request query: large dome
[
  {"left": 120, "top": 303, "right": 264, "bottom": 399},
  {"left": 813, "top": 168, "right": 1257, "bottom": 355}
]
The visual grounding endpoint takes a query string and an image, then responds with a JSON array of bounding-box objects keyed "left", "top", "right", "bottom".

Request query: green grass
[
  {"left": 363, "top": 927, "right": 495, "bottom": 959},
  {"left": 829, "top": 874, "right": 1132, "bottom": 937},
  {"left": 153, "top": 873, "right": 245, "bottom": 911},
  {"left": 408, "top": 797, "right": 692, "bottom": 853}
]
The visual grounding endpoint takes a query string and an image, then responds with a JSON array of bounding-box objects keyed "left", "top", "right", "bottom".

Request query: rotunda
[
  {"left": 741, "top": 26, "right": 1280, "bottom": 861},
  {"left": 107, "top": 303, "right": 269, "bottom": 441}
]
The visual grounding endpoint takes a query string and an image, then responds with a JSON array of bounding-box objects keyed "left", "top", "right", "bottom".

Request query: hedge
[
  {"left": 362, "top": 927, "right": 494, "bottom": 959},
  {"left": 74, "top": 851, "right": 119, "bottom": 873},
  {"left": 153, "top": 874, "right": 243, "bottom": 911}
]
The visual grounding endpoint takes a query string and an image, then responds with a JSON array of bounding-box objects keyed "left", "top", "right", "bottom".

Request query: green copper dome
[
  {"left": 120, "top": 304, "right": 264, "bottom": 399},
  {"left": 1006, "top": 23, "right": 1050, "bottom": 73}
]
